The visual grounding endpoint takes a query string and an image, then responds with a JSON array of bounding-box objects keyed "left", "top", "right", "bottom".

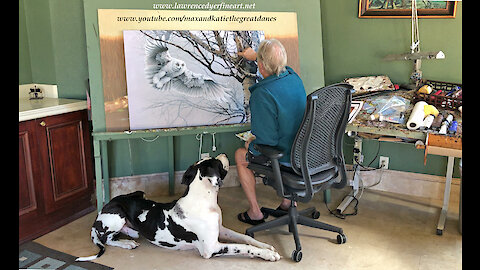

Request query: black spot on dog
[
  {"left": 158, "top": 241, "right": 176, "bottom": 248},
  {"left": 92, "top": 220, "right": 114, "bottom": 244},
  {"left": 134, "top": 203, "right": 175, "bottom": 241},
  {"left": 173, "top": 204, "right": 186, "bottom": 219},
  {"left": 212, "top": 247, "right": 229, "bottom": 257},
  {"left": 166, "top": 216, "right": 198, "bottom": 243}
]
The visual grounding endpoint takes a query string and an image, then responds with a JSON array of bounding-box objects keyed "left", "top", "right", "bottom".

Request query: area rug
[{"left": 19, "top": 241, "right": 113, "bottom": 270}]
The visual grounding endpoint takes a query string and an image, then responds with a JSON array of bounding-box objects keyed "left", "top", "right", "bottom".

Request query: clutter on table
[
  {"left": 347, "top": 76, "right": 462, "bottom": 138},
  {"left": 344, "top": 75, "right": 396, "bottom": 97},
  {"left": 413, "top": 80, "right": 462, "bottom": 110}
]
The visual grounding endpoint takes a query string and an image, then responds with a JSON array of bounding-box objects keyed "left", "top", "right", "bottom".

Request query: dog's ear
[
  {"left": 217, "top": 161, "right": 228, "bottom": 180},
  {"left": 181, "top": 164, "right": 198, "bottom": 185}
]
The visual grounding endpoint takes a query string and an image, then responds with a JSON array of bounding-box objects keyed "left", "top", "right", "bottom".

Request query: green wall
[
  {"left": 19, "top": 0, "right": 32, "bottom": 84},
  {"left": 20, "top": 0, "right": 56, "bottom": 85},
  {"left": 320, "top": 1, "right": 462, "bottom": 177},
  {"left": 19, "top": 0, "right": 89, "bottom": 99},
  {"left": 320, "top": 1, "right": 462, "bottom": 85}
]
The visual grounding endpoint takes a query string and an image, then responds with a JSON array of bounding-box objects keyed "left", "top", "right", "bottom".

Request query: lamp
[{"left": 383, "top": 0, "right": 445, "bottom": 88}]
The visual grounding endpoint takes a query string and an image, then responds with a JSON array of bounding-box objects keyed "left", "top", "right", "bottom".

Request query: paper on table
[{"left": 235, "top": 130, "right": 255, "bottom": 141}]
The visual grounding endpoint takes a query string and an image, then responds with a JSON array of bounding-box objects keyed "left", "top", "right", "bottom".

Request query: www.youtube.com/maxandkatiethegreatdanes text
[
  {"left": 118, "top": 2, "right": 279, "bottom": 24},
  {"left": 152, "top": 2, "right": 256, "bottom": 10},
  {"left": 118, "top": 13, "right": 276, "bottom": 24}
]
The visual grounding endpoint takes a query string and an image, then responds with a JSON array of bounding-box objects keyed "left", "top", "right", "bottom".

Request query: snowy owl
[{"left": 144, "top": 36, "right": 233, "bottom": 103}]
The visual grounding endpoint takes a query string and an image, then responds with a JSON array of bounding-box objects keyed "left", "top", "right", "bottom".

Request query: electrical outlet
[
  {"left": 379, "top": 156, "right": 389, "bottom": 169},
  {"left": 200, "top": 152, "right": 210, "bottom": 159}
]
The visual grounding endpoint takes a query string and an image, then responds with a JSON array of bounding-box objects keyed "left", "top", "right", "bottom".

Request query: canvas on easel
[
  {"left": 123, "top": 30, "right": 264, "bottom": 130},
  {"left": 97, "top": 9, "right": 300, "bottom": 131}
]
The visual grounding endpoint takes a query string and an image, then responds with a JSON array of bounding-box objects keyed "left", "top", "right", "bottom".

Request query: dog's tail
[
  {"left": 75, "top": 243, "right": 105, "bottom": 261},
  {"left": 75, "top": 229, "right": 106, "bottom": 262}
]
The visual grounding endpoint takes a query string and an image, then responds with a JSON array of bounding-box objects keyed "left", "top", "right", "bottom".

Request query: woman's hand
[{"left": 244, "top": 135, "right": 256, "bottom": 150}]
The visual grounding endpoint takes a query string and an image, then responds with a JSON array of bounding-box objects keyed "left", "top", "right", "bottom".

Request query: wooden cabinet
[{"left": 19, "top": 110, "right": 95, "bottom": 244}]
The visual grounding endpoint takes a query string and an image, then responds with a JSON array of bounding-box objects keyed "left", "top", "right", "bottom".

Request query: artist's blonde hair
[{"left": 256, "top": 39, "right": 287, "bottom": 76}]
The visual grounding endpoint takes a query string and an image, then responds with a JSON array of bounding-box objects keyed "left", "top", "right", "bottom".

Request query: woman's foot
[
  {"left": 261, "top": 200, "right": 298, "bottom": 218},
  {"left": 237, "top": 209, "right": 268, "bottom": 225},
  {"left": 278, "top": 199, "right": 297, "bottom": 210}
]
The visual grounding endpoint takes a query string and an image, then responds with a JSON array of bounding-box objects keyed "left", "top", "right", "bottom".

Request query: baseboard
[
  {"left": 108, "top": 165, "right": 460, "bottom": 203},
  {"left": 109, "top": 165, "right": 242, "bottom": 198},
  {"left": 345, "top": 164, "right": 461, "bottom": 203}
]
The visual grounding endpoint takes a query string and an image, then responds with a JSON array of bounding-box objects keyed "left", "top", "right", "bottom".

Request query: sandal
[
  {"left": 261, "top": 206, "right": 288, "bottom": 218},
  {"left": 237, "top": 211, "right": 268, "bottom": 225}
]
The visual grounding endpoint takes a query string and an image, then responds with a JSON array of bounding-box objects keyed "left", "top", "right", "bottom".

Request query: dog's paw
[
  {"left": 121, "top": 240, "right": 140, "bottom": 249},
  {"left": 265, "top": 244, "right": 276, "bottom": 252},
  {"left": 264, "top": 250, "right": 281, "bottom": 262}
]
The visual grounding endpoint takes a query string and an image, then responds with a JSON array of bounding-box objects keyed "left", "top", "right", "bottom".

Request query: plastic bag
[{"left": 376, "top": 96, "right": 409, "bottom": 124}]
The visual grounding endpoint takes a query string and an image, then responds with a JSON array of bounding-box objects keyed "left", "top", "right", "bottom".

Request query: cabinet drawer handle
[{"left": 40, "top": 121, "right": 46, "bottom": 127}]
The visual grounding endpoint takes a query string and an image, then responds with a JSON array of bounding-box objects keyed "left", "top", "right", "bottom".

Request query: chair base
[{"left": 246, "top": 204, "right": 346, "bottom": 262}]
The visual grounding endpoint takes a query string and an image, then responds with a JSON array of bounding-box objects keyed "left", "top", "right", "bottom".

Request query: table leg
[
  {"left": 93, "top": 139, "right": 103, "bottom": 212},
  {"left": 168, "top": 136, "right": 175, "bottom": 195},
  {"left": 436, "top": 156, "right": 455, "bottom": 235},
  {"left": 324, "top": 189, "right": 331, "bottom": 204},
  {"left": 337, "top": 136, "right": 362, "bottom": 214}
]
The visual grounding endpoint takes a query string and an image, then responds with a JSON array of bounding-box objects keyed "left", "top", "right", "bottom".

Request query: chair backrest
[{"left": 290, "top": 83, "right": 352, "bottom": 184}]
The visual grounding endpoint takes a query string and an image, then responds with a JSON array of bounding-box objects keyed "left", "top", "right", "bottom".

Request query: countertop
[{"left": 19, "top": 98, "right": 87, "bottom": 122}]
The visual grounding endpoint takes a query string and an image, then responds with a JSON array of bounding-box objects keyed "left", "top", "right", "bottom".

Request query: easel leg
[
  {"left": 93, "top": 139, "right": 103, "bottom": 212},
  {"left": 101, "top": 140, "right": 110, "bottom": 203},
  {"left": 436, "top": 156, "right": 454, "bottom": 235},
  {"left": 168, "top": 136, "right": 175, "bottom": 195}
]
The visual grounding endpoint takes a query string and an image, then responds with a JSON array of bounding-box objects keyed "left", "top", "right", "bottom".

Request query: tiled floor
[{"left": 35, "top": 184, "right": 462, "bottom": 270}]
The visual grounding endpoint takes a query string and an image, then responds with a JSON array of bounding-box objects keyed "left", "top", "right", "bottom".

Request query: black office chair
[{"left": 245, "top": 83, "right": 352, "bottom": 262}]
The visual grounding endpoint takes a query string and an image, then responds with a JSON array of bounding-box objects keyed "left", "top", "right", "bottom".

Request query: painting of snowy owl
[{"left": 123, "top": 30, "right": 265, "bottom": 130}]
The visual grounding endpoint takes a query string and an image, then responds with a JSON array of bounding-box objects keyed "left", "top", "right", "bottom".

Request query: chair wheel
[
  {"left": 262, "top": 177, "right": 269, "bottom": 185},
  {"left": 291, "top": 250, "right": 302, "bottom": 262},
  {"left": 436, "top": 229, "right": 443, "bottom": 236},
  {"left": 311, "top": 210, "right": 320, "bottom": 219},
  {"left": 246, "top": 231, "right": 254, "bottom": 238},
  {"left": 337, "top": 233, "right": 347, "bottom": 244}
]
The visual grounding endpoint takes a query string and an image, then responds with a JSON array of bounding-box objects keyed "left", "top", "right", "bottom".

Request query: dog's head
[{"left": 181, "top": 154, "right": 229, "bottom": 188}]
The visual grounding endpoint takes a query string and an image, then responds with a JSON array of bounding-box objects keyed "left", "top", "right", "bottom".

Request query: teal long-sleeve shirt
[{"left": 248, "top": 66, "right": 307, "bottom": 164}]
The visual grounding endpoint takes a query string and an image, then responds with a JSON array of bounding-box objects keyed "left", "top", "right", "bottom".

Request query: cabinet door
[
  {"left": 19, "top": 120, "right": 41, "bottom": 218},
  {"left": 36, "top": 110, "right": 94, "bottom": 214}
]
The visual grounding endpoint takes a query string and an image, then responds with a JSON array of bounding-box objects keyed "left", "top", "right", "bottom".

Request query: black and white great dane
[{"left": 76, "top": 154, "right": 281, "bottom": 262}]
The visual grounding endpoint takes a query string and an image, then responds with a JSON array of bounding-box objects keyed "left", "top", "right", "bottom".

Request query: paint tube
[
  {"left": 439, "top": 114, "right": 453, "bottom": 135},
  {"left": 422, "top": 115, "right": 435, "bottom": 129},
  {"left": 431, "top": 114, "right": 443, "bottom": 129}
]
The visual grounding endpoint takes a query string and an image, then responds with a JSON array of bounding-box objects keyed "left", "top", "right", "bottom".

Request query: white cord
[
  {"left": 211, "top": 132, "right": 216, "bottom": 152},
  {"left": 356, "top": 163, "right": 386, "bottom": 201},
  {"left": 140, "top": 135, "right": 160, "bottom": 142}
]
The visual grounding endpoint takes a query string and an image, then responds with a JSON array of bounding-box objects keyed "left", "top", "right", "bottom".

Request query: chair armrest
[{"left": 253, "top": 144, "right": 284, "bottom": 160}]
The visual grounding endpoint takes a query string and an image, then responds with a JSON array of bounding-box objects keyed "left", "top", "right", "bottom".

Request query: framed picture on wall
[{"left": 358, "top": 0, "right": 457, "bottom": 18}]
